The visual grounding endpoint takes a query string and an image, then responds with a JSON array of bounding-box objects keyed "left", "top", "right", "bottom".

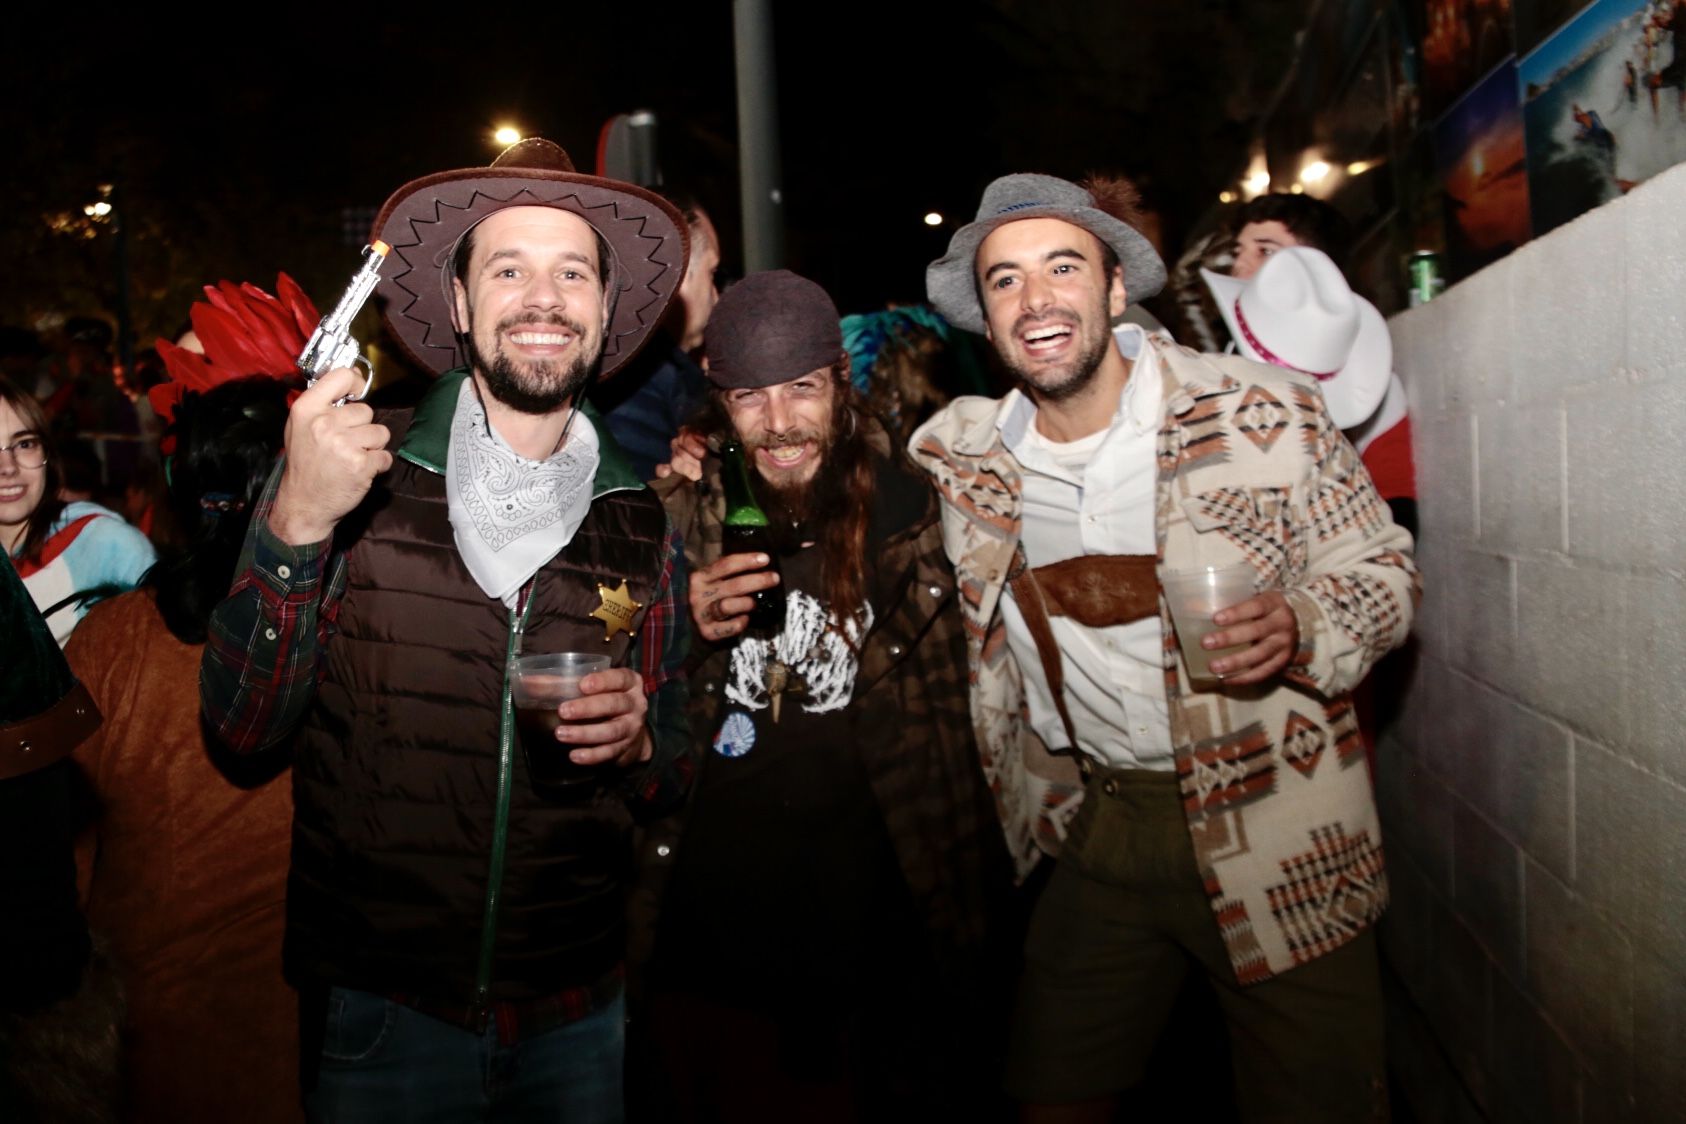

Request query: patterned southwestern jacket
[{"left": 909, "top": 336, "right": 1420, "bottom": 983}]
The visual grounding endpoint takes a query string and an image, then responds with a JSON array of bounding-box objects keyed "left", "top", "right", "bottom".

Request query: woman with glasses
[{"left": 0, "top": 376, "right": 155, "bottom": 644}]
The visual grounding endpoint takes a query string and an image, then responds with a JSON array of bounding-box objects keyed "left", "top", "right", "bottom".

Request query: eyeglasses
[{"left": 0, "top": 436, "right": 47, "bottom": 469}]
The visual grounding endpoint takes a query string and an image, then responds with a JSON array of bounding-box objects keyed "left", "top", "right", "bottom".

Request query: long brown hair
[
  {"left": 705, "top": 357, "right": 878, "bottom": 641},
  {"left": 0, "top": 375, "right": 64, "bottom": 564}
]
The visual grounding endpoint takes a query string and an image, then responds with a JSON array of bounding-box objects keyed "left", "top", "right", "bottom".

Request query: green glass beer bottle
[{"left": 720, "top": 438, "right": 786, "bottom": 634}]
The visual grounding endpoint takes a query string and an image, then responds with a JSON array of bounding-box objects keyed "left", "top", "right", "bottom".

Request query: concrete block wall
[{"left": 1379, "top": 162, "right": 1686, "bottom": 1124}]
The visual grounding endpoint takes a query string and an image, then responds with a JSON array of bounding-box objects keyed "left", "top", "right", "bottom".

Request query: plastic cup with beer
[
  {"left": 508, "top": 652, "right": 613, "bottom": 787},
  {"left": 1159, "top": 563, "right": 1260, "bottom": 689}
]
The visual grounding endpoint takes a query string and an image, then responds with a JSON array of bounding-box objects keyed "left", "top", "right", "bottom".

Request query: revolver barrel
[{"left": 298, "top": 241, "right": 391, "bottom": 389}]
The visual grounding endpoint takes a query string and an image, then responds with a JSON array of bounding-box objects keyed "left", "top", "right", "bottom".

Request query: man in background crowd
[{"left": 592, "top": 188, "right": 721, "bottom": 481}]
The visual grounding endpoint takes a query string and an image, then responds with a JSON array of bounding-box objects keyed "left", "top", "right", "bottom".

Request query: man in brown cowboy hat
[
  {"left": 200, "top": 139, "right": 693, "bottom": 1122},
  {"left": 911, "top": 172, "right": 1419, "bottom": 1121}
]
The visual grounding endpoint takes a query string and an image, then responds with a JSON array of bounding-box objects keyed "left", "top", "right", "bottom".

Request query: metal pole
[
  {"left": 110, "top": 180, "right": 133, "bottom": 378},
  {"left": 733, "top": 0, "right": 785, "bottom": 271}
]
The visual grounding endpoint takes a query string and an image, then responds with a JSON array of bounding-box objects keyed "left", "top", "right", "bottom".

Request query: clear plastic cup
[
  {"left": 508, "top": 652, "right": 613, "bottom": 786},
  {"left": 1159, "top": 563, "right": 1259, "bottom": 688}
]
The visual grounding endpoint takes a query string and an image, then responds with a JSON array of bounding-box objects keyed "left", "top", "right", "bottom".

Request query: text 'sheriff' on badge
[{"left": 591, "top": 580, "right": 644, "bottom": 642}]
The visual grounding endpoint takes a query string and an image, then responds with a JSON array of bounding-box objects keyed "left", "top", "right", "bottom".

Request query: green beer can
[{"left": 1408, "top": 250, "right": 1444, "bottom": 307}]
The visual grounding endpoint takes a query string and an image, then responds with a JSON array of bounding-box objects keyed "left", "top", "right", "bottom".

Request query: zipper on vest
[{"left": 473, "top": 585, "right": 535, "bottom": 1015}]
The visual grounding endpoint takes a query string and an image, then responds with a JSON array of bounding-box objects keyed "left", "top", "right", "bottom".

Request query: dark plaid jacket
[{"left": 630, "top": 441, "right": 1011, "bottom": 1002}]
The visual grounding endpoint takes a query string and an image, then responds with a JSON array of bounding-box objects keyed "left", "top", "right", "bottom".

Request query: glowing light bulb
[{"left": 493, "top": 125, "right": 522, "bottom": 146}]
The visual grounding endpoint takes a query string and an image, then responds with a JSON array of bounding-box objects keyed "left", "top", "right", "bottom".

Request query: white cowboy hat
[{"left": 1202, "top": 246, "right": 1390, "bottom": 430}]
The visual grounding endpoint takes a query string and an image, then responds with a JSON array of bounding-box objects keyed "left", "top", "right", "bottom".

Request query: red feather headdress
[{"left": 151, "top": 274, "right": 319, "bottom": 453}]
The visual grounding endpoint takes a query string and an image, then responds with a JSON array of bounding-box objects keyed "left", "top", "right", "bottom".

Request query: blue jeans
[{"left": 305, "top": 987, "right": 625, "bottom": 1123}]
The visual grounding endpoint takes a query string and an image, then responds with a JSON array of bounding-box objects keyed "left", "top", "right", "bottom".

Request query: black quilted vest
[{"left": 286, "top": 397, "right": 668, "bottom": 1006}]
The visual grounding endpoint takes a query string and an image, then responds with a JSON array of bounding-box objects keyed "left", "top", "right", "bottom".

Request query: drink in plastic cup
[
  {"left": 508, "top": 652, "right": 613, "bottom": 787},
  {"left": 1160, "top": 563, "right": 1259, "bottom": 688}
]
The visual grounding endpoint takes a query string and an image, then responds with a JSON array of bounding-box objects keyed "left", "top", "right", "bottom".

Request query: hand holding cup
[
  {"left": 511, "top": 654, "right": 650, "bottom": 788},
  {"left": 1161, "top": 564, "right": 1295, "bottom": 689}
]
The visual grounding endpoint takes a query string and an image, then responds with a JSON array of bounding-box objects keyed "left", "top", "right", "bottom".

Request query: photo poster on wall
[
  {"left": 1516, "top": 0, "right": 1601, "bottom": 53},
  {"left": 1434, "top": 59, "right": 1534, "bottom": 278},
  {"left": 1521, "top": 0, "right": 1686, "bottom": 234},
  {"left": 1422, "top": 0, "right": 1518, "bottom": 117}
]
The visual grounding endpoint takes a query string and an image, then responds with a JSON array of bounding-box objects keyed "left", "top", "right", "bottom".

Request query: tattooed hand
[{"left": 688, "top": 552, "right": 780, "bottom": 642}]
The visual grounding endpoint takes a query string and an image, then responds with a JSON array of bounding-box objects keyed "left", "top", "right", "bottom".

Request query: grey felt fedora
[{"left": 926, "top": 173, "right": 1167, "bottom": 334}]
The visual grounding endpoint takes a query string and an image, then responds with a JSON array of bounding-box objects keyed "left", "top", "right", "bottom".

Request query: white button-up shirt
[{"left": 997, "top": 323, "right": 1175, "bottom": 770}]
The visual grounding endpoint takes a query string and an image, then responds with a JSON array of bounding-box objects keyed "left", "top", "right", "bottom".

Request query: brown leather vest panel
[{"left": 287, "top": 448, "right": 668, "bottom": 1003}]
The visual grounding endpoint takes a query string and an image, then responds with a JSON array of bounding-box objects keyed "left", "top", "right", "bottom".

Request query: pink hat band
[{"left": 1232, "top": 299, "right": 1338, "bottom": 381}]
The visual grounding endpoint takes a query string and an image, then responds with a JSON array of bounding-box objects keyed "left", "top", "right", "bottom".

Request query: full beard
[
  {"left": 466, "top": 312, "right": 599, "bottom": 415},
  {"left": 740, "top": 410, "right": 849, "bottom": 550}
]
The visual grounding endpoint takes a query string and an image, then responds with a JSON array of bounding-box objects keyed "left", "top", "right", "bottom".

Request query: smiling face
[
  {"left": 0, "top": 397, "right": 49, "bottom": 556},
  {"left": 720, "top": 364, "right": 840, "bottom": 490},
  {"left": 452, "top": 205, "right": 610, "bottom": 415},
  {"left": 976, "top": 217, "right": 1127, "bottom": 403}
]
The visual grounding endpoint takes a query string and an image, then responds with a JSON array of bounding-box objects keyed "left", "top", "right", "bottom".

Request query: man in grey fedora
[{"left": 909, "top": 172, "right": 1419, "bottom": 1121}]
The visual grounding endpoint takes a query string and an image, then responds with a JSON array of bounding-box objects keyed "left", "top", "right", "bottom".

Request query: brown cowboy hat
[{"left": 371, "top": 137, "right": 688, "bottom": 378}]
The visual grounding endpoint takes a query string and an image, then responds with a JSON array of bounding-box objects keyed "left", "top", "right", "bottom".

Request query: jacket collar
[
  {"left": 935, "top": 335, "right": 1242, "bottom": 458},
  {"left": 1153, "top": 338, "right": 1248, "bottom": 417},
  {"left": 398, "top": 368, "right": 645, "bottom": 497}
]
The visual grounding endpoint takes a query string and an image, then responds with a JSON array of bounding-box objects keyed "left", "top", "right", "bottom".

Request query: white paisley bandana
[{"left": 445, "top": 379, "right": 599, "bottom": 607}]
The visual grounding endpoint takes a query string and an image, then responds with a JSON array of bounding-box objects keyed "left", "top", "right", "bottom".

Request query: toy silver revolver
[{"left": 297, "top": 240, "right": 390, "bottom": 403}]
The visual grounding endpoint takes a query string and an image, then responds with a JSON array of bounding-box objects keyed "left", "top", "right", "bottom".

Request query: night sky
[{"left": 2, "top": 2, "right": 1308, "bottom": 351}]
